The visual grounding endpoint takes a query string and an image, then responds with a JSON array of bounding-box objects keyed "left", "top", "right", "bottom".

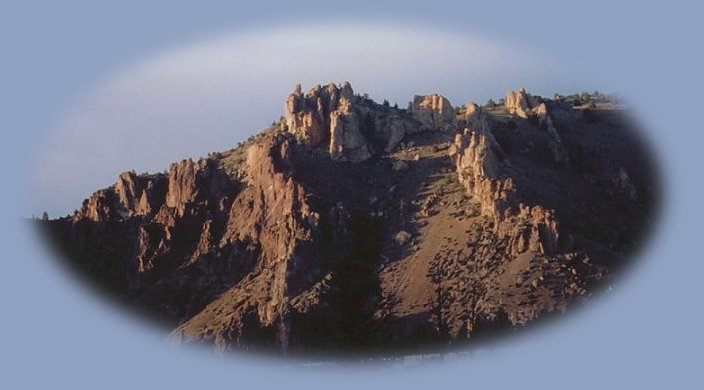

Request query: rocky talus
[{"left": 40, "top": 83, "right": 658, "bottom": 357}]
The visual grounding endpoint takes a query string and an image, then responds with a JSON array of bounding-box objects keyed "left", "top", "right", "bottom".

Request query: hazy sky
[{"left": 32, "top": 23, "right": 592, "bottom": 217}]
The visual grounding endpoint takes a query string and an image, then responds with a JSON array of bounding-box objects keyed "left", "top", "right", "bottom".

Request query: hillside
[{"left": 39, "top": 82, "right": 658, "bottom": 358}]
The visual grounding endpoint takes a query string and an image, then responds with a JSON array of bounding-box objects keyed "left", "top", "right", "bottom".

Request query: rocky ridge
[{"left": 40, "top": 83, "right": 657, "bottom": 357}]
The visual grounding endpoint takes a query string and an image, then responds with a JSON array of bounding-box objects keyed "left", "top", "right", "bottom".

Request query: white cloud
[{"left": 32, "top": 23, "right": 582, "bottom": 216}]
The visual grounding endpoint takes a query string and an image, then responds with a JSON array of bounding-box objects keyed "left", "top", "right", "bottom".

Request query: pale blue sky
[{"left": 32, "top": 24, "right": 590, "bottom": 217}]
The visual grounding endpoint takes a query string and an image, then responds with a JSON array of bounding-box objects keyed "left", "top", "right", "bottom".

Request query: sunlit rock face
[
  {"left": 284, "top": 83, "right": 456, "bottom": 162},
  {"left": 410, "top": 93, "right": 457, "bottom": 132},
  {"left": 39, "top": 83, "right": 659, "bottom": 358}
]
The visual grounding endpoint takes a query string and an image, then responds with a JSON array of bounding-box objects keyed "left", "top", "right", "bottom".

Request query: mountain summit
[{"left": 40, "top": 83, "right": 658, "bottom": 358}]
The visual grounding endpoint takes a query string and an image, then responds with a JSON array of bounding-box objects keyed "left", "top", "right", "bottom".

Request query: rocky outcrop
[
  {"left": 78, "top": 172, "right": 167, "bottom": 222},
  {"left": 463, "top": 101, "right": 481, "bottom": 126},
  {"left": 76, "top": 156, "right": 236, "bottom": 223},
  {"left": 165, "top": 159, "right": 198, "bottom": 216},
  {"left": 328, "top": 95, "right": 372, "bottom": 162},
  {"left": 505, "top": 88, "right": 535, "bottom": 119},
  {"left": 284, "top": 83, "right": 454, "bottom": 162},
  {"left": 449, "top": 126, "right": 559, "bottom": 255},
  {"left": 183, "top": 135, "right": 321, "bottom": 351},
  {"left": 532, "top": 102, "right": 569, "bottom": 164},
  {"left": 158, "top": 157, "right": 236, "bottom": 220},
  {"left": 284, "top": 82, "right": 374, "bottom": 162},
  {"left": 505, "top": 89, "right": 569, "bottom": 164},
  {"left": 77, "top": 188, "right": 117, "bottom": 222},
  {"left": 449, "top": 127, "right": 507, "bottom": 220},
  {"left": 284, "top": 82, "right": 347, "bottom": 148},
  {"left": 114, "top": 171, "right": 143, "bottom": 215},
  {"left": 410, "top": 94, "right": 457, "bottom": 132},
  {"left": 40, "top": 84, "right": 656, "bottom": 357},
  {"left": 70, "top": 154, "right": 241, "bottom": 297},
  {"left": 501, "top": 204, "right": 560, "bottom": 256}
]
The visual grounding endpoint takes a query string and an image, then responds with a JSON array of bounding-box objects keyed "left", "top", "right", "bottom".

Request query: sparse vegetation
[{"left": 37, "top": 84, "right": 654, "bottom": 358}]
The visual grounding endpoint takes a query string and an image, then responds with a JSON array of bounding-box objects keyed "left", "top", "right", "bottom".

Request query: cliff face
[
  {"left": 40, "top": 83, "right": 658, "bottom": 357},
  {"left": 171, "top": 136, "right": 326, "bottom": 352},
  {"left": 449, "top": 125, "right": 559, "bottom": 256},
  {"left": 283, "top": 82, "right": 451, "bottom": 162}
]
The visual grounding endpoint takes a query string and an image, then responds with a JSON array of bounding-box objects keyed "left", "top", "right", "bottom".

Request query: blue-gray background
[{"left": 1, "top": 1, "right": 701, "bottom": 388}]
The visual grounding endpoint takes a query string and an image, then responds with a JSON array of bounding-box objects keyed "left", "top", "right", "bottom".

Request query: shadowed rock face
[{"left": 39, "top": 83, "right": 659, "bottom": 358}]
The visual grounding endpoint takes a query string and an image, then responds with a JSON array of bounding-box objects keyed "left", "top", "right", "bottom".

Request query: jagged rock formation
[
  {"left": 171, "top": 136, "right": 323, "bottom": 352},
  {"left": 39, "top": 84, "right": 658, "bottom": 358},
  {"left": 410, "top": 94, "right": 457, "bottom": 132},
  {"left": 505, "top": 88, "right": 537, "bottom": 119},
  {"left": 505, "top": 88, "right": 568, "bottom": 164},
  {"left": 284, "top": 83, "right": 453, "bottom": 161},
  {"left": 448, "top": 126, "right": 559, "bottom": 256},
  {"left": 463, "top": 101, "right": 481, "bottom": 127},
  {"left": 79, "top": 171, "right": 166, "bottom": 222}
]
